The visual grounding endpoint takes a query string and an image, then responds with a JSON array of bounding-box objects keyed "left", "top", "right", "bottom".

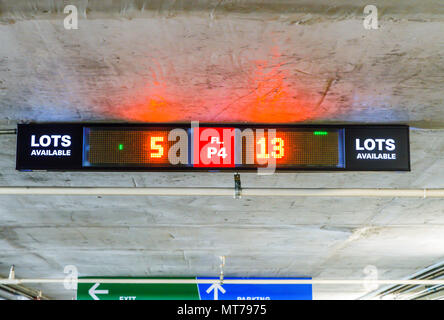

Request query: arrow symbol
[
  {"left": 88, "top": 283, "right": 109, "bottom": 300},
  {"left": 206, "top": 283, "right": 226, "bottom": 300}
]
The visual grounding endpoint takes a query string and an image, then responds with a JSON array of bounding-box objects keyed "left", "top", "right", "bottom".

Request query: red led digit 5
[{"left": 150, "top": 136, "right": 164, "bottom": 158}]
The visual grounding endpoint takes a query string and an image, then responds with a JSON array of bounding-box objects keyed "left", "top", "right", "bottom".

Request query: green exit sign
[{"left": 77, "top": 277, "right": 200, "bottom": 300}]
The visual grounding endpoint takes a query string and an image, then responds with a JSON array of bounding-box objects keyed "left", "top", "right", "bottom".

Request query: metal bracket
[
  {"left": 8, "top": 265, "right": 15, "bottom": 280},
  {"left": 234, "top": 173, "right": 242, "bottom": 199},
  {"left": 219, "top": 256, "right": 225, "bottom": 285}
]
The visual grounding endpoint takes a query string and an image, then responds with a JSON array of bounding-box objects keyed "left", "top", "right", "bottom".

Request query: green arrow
[{"left": 88, "top": 283, "right": 109, "bottom": 300}]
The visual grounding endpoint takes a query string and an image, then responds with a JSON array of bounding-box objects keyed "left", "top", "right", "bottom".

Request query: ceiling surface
[{"left": 0, "top": 0, "right": 443, "bottom": 299}]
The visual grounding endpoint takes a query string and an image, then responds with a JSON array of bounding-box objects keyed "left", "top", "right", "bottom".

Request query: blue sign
[{"left": 197, "top": 277, "right": 312, "bottom": 300}]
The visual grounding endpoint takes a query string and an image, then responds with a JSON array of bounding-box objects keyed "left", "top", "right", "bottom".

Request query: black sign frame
[{"left": 16, "top": 123, "right": 410, "bottom": 172}]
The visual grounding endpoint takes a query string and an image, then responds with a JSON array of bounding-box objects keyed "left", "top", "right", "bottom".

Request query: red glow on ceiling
[{"left": 110, "top": 47, "right": 337, "bottom": 123}]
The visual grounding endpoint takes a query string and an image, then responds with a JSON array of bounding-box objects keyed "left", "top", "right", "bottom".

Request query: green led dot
[
  {"left": 313, "top": 131, "right": 328, "bottom": 136},
  {"left": 118, "top": 144, "right": 124, "bottom": 150}
]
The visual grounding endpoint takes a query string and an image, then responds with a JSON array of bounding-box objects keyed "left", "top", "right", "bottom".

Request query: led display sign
[{"left": 16, "top": 123, "right": 410, "bottom": 171}]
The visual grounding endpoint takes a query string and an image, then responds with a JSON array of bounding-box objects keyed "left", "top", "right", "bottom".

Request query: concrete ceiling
[
  {"left": 0, "top": 0, "right": 443, "bottom": 127},
  {"left": 0, "top": 0, "right": 443, "bottom": 299}
]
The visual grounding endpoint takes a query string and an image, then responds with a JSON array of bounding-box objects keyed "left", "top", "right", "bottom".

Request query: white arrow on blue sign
[{"left": 197, "top": 277, "right": 312, "bottom": 300}]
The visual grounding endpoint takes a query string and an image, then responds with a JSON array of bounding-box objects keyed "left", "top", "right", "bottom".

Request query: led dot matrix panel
[
  {"left": 84, "top": 128, "right": 174, "bottom": 167},
  {"left": 239, "top": 129, "right": 342, "bottom": 168},
  {"left": 83, "top": 126, "right": 344, "bottom": 169}
]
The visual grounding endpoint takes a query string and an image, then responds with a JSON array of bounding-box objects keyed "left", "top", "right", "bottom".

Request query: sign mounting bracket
[{"left": 234, "top": 173, "right": 242, "bottom": 199}]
